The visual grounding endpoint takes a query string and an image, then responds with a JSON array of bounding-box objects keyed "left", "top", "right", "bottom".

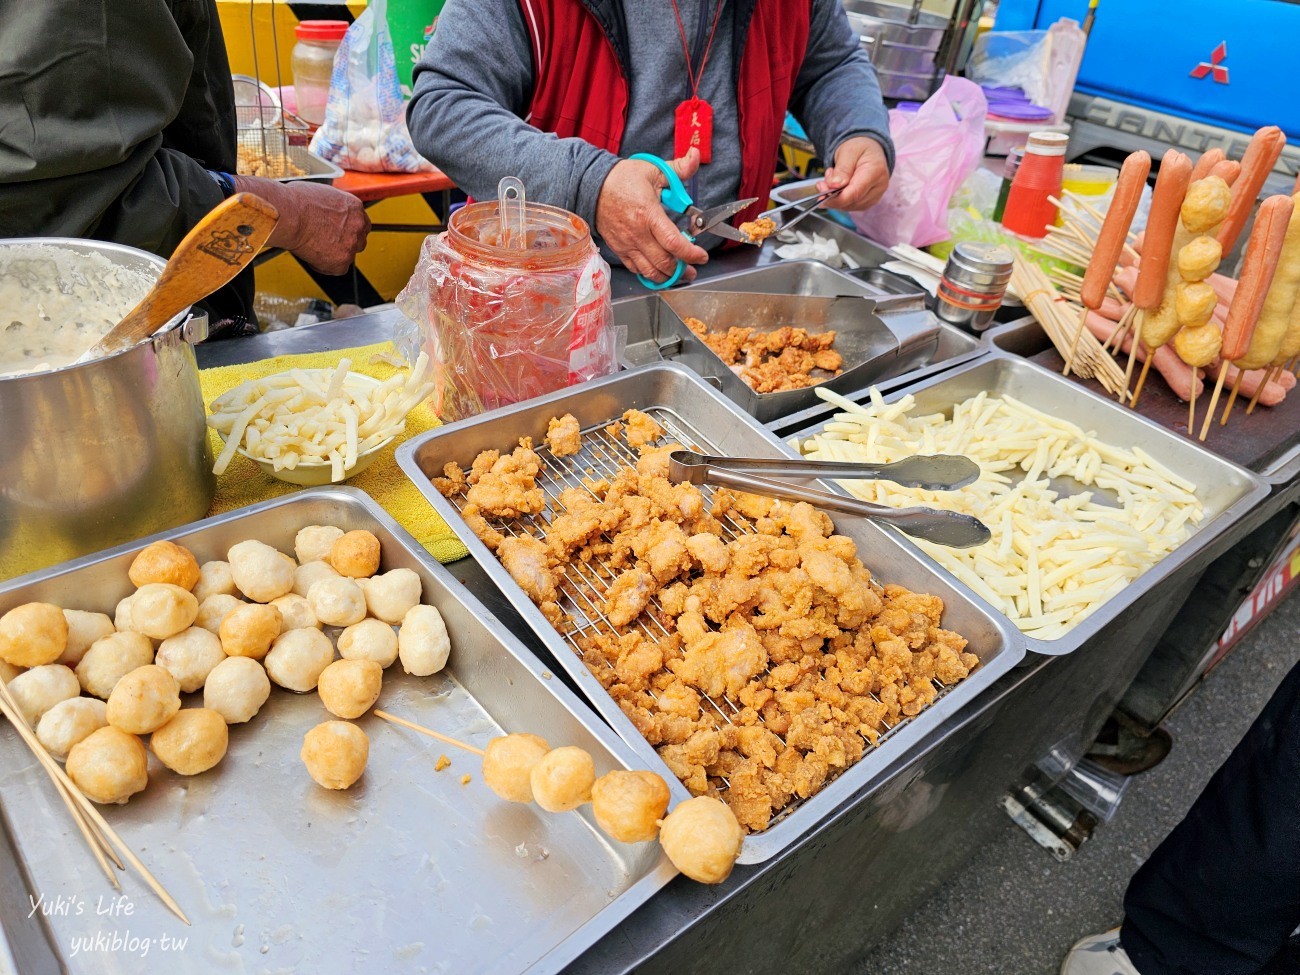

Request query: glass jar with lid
[{"left": 291, "top": 20, "right": 349, "bottom": 125}]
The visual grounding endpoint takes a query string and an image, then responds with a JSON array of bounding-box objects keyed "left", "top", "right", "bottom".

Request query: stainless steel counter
[{"left": 190, "top": 299, "right": 1297, "bottom": 972}]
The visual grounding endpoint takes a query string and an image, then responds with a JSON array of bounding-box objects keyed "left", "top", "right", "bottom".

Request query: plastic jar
[
  {"left": 1001, "top": 131, "right": 1068, "bottom": 239},
  {"left": 291, "top": 21, "right": 348, "bottom": 125},
  {"left": 409, "top": 200, "right": 617, "bottom": 421}
]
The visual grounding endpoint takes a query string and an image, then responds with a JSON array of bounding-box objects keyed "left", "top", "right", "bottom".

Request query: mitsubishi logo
[{"left": 1191, "top": 42, "right": 1229, "bottom": 84}]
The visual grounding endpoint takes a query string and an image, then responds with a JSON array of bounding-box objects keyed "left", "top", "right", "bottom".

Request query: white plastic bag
[
  {"left": 309, "top": 0, "right": 433, "bottom": 173},
  {"left": 851, "top": 77, "right": 988, "bottom": 248}
]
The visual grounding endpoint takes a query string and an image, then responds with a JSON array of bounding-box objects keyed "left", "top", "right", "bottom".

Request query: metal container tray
[
  {"left": 0, "top": 488, "right": 673, "bottom": 975},
  {"left": 790, "top": 353, "right": 1271, "bottom": 657},
  {"left": 617, "top": 261, "right": 986, "bottom": 426},
  {"left": 396, "top": 363, "right": 1025, "bottom": 864},
  {"left": 986, "top": 317, "right": 1300, "bottom": 486}
]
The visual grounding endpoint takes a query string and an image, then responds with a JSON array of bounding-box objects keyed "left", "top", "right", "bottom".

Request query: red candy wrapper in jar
[{"left": 396, "top": 199, "right": 620, "bottom": 422}]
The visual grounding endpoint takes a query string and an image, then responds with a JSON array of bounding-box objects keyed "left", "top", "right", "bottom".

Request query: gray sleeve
[
  {"left": 405, "top": 0, "right": 620, "bottom": 228},
  {"left": 788, "top": 0, "right": 895, "bottom": 172}
]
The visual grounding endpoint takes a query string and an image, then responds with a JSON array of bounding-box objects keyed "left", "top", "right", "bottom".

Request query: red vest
[{"left": 518, "top": 0, "right": 810, "bottom": 227}]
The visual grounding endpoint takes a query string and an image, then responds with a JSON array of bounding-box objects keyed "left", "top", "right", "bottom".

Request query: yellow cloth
[{"left": 199, "top": 341, "right": 468, "bottom": 564}]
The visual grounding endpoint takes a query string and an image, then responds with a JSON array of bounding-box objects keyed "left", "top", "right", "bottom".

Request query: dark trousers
[{"left": 1121, "top": 658, "right": 1300, "bottom": 975}]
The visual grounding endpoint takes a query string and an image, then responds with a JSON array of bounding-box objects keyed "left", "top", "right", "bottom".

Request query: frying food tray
[
  {"left": 787, "top": 353, "right": 1271, "bottom": 657},
  {"left": 398, "top": 364, "right": 1024, "bottom": 864},
  {"left": 0, "top": 489, "right": 673, "bottom": 975}
]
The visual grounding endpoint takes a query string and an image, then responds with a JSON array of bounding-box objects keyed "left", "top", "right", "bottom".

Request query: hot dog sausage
[
  {"left": 1081, "top": 151, "right": 1151, "bottom": 310},
  {"left": 1221, "top": 194, "right": 1294, "bottom": 361},
  {"left": 1235, "top": 193, "right": 1300, "bottom": 369},
  {"left": 1191, "top": 148, "right": 1225, "bottom": 182},
  {"left": 1133, "top": 151, "right": 1193, "bottom": 310},
  {"left": 1210, "top": 160, "right": 1241, "bottom": 186},
  {"left": 1218, "top": 126, "right": 1287, "bottom": 253}
]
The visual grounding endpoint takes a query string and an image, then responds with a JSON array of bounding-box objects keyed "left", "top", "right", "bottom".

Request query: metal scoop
[{"left": 667, "top": 450, "right": 991, "bottom": 549}]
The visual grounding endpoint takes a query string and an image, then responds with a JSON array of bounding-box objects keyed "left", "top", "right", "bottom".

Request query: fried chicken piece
[
  {"left": 545, "top": 488, "right": 619, "bottom": 557},
  {"left": 613, "top": 519, "right": 693, "bottom": 584},
  {"left": 467, "top": 449, "right": 500, "bottom": 483},
  {"left": 545, "top": 413, "right": 582, "bottom": 456},
  {"left": 432, "top": 461, "right": 467, "bottom": 497},
  {"left": 656, "top": 677, "right": 702, "bottom": 718},
  {"left": 812, "top": 348, "right": 843, "bottom": 372},
  {"left": 461, "top": 501, "right": 504, "bottom": 552},
  {"left": 621, "top": 409, "right": 664, "bottom": 449},
  {"left": 670, "top": 612, "right": 768, "bottom": 699},
  {"left": 686, "top": 532, "right": 729, "bottom": 574},
  {"left": 604, "top": 567, "right": 655, "bottom": 627},
  {"left": 725, "top": 757, "right": 775, "bottom": 832},
  {"left": 635, "top": 444, "right": 684, "bottom": 480},
  {"left": 690, "top": 572, "right": 760, "bottom": 624},
  {"left": 609, "top": 631, "right": 664, "bottom": 691},
  {"left": 464, "top": 441, "right": 545, "bottom": 518},
  {"left": 498, "top": 535, "right": 559, "bottom": 605},
  {"left": 739, "top": 216, "right": 777, "bottom": 244}
]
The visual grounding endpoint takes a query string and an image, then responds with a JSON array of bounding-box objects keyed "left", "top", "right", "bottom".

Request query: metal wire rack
[
  {"left": 232, "top": 3, "right": 314, "bottom": 180},
  {"left": 442, "top": 407, "right": 963, "bottom": 826}
]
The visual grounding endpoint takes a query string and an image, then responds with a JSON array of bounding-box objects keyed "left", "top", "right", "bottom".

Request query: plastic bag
[
  {"left": 396, "top": 195, "right": 621, "bottom": 422},
  {"left": 851, "top": 77, "right": 987, "bottom": 248},
  {"left": 309, "top": 0, "right": 434, "bottom": 173},
  {"left": 966, "top": 31, "right": 1052, "bottom": 109}
]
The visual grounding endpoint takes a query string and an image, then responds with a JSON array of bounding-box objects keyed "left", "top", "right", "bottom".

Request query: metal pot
[{"left": 0, "top": 239, "right": 215, "bottom": 581}]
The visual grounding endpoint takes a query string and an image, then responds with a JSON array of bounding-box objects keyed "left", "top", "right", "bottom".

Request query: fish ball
[
  {"left": 1180, "top": 175, "right": 1232, "bottom": 233},
  {"left": 59, "top": 610, "right": 114, "bottom": 667},
  {"left": 0, "top": 602, "right": 68, "bottom": 667},
  {"left": 1176, "top": 281, "right": 1218, "bottom": 327},
  {"left": 66, "top": 727, "right": 148, "bottom": 804},
  {"left": 130, "top": 584, "right": 198, "bottom": 641},
  {"left": 128, "top": 540, "right": 200, "bottom": 591},
  {"left": 657, "top": 796, "right": 744, "bottom": 884},
  {"left": 591, "top": 770, "right": 672, "bottom": 843},
  {"left": 270, "top": 593, "right": 320, "bottom": 631},
  {"left": 264, "top": 628, "right": 334, "bottom": 693},
  {"left": 113, "top": 594, "right": 140, "bottom": 634},
  {"left": 327, "top": 530, "right": 381, "bottom": 579},
  {"left": 192, "top": 560, "right": 238, "bottom": 603},
  {"left": 155, "top": 627, "right": 225, "bottom": 693},
  {"left": 219, "top": 603, "right": 282, "bottom": 659},
  {"left": 106, "top": 665, "right": 182, "bottom": 735},
  {"left": 7, "top": 664, "right": 79, "bottom": 726},
  {"left": 294, "top": 525, "right": 344, "bottom": 565},
  {"left": 151, "top": 708, "right": 229, "bottom": 775},
  {"left": 398, "top": 604, "right": 450, "bottom": 676},
  {"left": 293, "top": 560, "right": 340, "bottom": 598},
  {"left": 301, "top": 721, "right": 369, "bottom": 790},
  {"left": 337, "top": 619, "right": 399, "bottom": 668},
  {"left": 37, "top": 697, "right": 108, "bottom": 761},
  {"left": 1177, "top": 235, "right": 1223, "bottom": 282},
  {"left": 483, "top": 733, "right": 550, "bottom": 803},
  {"left": 203, "top": 656, "right": 271, "bottom": 724},
  {"left": 530, "top": 746, "right": 595, "bottom": 812},
  {"left": 317, "top": 659, "right": 382, "bottom": 719},
  {"left": 75, "top": 632, "right": 154, "bottom": 699},
  {"left": 359, "top": 568, "right": 422, "bottom": 624},
  {"left": 227, "top": 539, "right": 295, "bottom": 603},
  {"left": 307, "top": 577, "right": 367, "bottom": 627},
  {"left": 195, "top": 593, "right": 243, "bottom": 635}
]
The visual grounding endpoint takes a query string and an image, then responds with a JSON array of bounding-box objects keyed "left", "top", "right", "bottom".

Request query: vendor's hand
[
  {"left": 596, "top": 149, "right": 708, "bottom": 284},
  {"left": 820, "top": 136, "right": 890, "bottom": 212},
  {"left": 232, "top": 175, "right": 371, "bottom": 275}
]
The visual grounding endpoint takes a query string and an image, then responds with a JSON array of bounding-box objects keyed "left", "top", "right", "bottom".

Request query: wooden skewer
[
  {"left": 1103, "top": 306, "right": 1135, "bottom": 355},
  {"left": 1200, "top": 368, "right": 1229, "bottom": 440},
  {"left": 0, "top": 689, "right": 121, "bottom": 887},
  {"left": 1121, "top": 313, "right": 1145, "bottom": 402},
  {"left": 1290, "top": 354, "right": 1300, "bottom": 378},
  {"left": 1131, "top": 355, "right": 1155, "bottom": 408},
  {"left": 0, "top": 683, "right": 187, "bottom": 924},
  {"left": 1246, "top": 365, "right": 1282, "bottom": 414},
  {"left": 1220, "top": 373, "right": 1246, "bottom": 425},
  {"left": 1050, "top": 194, "right": 1141, "bottom": 255},
  {"left": 1188, "top": 364, "right": 1198, "bottom": 435},
  {"left": 1064, "top": 305, "right": 1089, "bottom": 377},
  {"left": 373, "top": 710, "right": 486, "bottom": 757}
]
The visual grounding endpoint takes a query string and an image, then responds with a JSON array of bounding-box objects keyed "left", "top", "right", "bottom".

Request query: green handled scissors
[{"left": 631, "top": 152, "right": 758, "bottom": 290}]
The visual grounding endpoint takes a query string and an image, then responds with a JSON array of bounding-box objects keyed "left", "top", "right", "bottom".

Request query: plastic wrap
[{"left": 396, "top": 199, "right": 620, "bottom": 422}]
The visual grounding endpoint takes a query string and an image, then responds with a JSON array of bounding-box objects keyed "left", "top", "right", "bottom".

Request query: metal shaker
[{"left": 935, "top": 242, "right": 1015, "bottom": 333}]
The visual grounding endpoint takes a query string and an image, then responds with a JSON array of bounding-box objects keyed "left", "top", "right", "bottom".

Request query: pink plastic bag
[{"left": 851, "top": 77, "right": 988, "bottom": 248}]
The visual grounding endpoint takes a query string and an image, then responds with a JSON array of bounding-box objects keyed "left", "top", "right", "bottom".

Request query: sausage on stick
[
  {"left": 1201, "top": 194, "right": 1294, "bottom": 437},
  {"left": 1068, "top": 151, "right": 1150, "bottom": 377},
  {"left": 1190, "top": 148, "right": 1225, "bottom": 182},
  {"left": 1217, "top": 126, "right": 1286, "bottom": 254},
  {"left": 1126, "top": 151, "right": 1193, "bottom": 399},
  {"left": 1235, "top": 193, "right": 1300, "bottom": 413}
]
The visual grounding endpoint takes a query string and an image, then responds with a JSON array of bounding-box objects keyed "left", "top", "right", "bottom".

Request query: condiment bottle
[
  {"left": 935, "top": 242, "right": 1014, "bottom": 333},
  {"left": 1001, "top": 131, "right": 1068, "bottom": 239},
  {"left": 291, "top": 21, "right": 349, "bottom": 125},
  {"left": 991, "top": 146, "right": 1024, "bottom": 224}
]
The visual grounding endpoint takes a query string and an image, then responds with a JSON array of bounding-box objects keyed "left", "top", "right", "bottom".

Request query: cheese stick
[
  {"left": 1221, "top": 195, "right": 1294, "bottom": 361},
  {"left": 1218, "top": 126, "right": 1287, "bottom": 253}
]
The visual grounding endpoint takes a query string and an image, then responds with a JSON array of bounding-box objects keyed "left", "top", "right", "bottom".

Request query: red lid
[{"left": 295, "top": 20, "right": 349, "bottom": 42}]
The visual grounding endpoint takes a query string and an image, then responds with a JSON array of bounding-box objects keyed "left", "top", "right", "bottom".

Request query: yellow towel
[{"left": 199, "top": 341, "right": 468, "bottom": 564}]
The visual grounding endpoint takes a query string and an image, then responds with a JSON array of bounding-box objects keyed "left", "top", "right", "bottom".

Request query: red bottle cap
[{"left": 295, "top": 21, "right": 349, "bottom": 42}]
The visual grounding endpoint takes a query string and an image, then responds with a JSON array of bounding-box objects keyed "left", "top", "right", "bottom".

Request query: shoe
[{"left": 1060, "top": 928, "right": 1142, "bottom": 975}]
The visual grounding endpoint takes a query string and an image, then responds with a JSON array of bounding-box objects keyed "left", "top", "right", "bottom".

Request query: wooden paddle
[{"left": 82, "top": 193, "right": 279, "bottom": 360}]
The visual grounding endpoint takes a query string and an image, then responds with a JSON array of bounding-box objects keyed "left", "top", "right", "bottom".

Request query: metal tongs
[
  {"left": 762, "top": 188, "right": 843, "bottom": 236},
  {"left": 667, "top": 450, "right": 991, "bottom": 549}
]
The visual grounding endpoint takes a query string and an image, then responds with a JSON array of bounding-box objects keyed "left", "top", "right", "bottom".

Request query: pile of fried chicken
[
  {"left": 433, "top": 410, "right": 978, "bottom": 832},
  {"left": 684, "top": 317, "right": 844, "bottom": 394}
]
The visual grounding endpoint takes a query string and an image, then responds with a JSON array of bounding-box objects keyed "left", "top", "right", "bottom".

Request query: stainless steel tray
[
  {"left": 0, "top": 488, "right": 673, "bottom": 975},
  {"left": 396, "top": 363, "right": 1025, "bottom": 864},
  {"left": 788, "top": 353, "right": 1272, "bottom": 657},
  {"left": 616, "top": 261, "right": 986, "bottom": 426},
  {"left": 986, "top": 317, "right": 1300, "bottom": 488}
]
